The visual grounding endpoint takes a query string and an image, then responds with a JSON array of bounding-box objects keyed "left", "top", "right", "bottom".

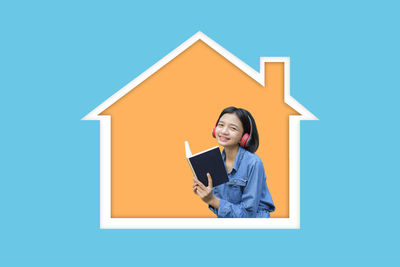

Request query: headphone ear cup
[
  {"left": 240, "top": 133, "right": 250, "bottom": 147},
  {"left": 246, "top": 135, "right": 251, "bottom": 147},
  {"left": 212, "top": 127, "right": 216, "bottom": 138}
]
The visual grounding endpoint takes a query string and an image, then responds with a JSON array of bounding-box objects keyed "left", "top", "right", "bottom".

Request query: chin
[
  {"left": 218, "top": 141, "right": 237, "bottom": 148},
  {"left": 217, "top": 142, "right": 227, "bottom": 147}
]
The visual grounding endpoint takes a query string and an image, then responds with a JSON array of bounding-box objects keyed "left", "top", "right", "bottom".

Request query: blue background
[{"left": 1, "top": 0, "right": 398, "bottom": 266}]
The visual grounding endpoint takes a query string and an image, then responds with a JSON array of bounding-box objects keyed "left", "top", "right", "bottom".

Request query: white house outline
[{"left": 82, "top": 31, "right": 318, "bottom": 229}]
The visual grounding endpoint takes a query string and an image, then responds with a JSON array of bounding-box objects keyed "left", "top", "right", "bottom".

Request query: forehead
[{"left": 219, "top": 113, "right": 243, "bottom": 128}]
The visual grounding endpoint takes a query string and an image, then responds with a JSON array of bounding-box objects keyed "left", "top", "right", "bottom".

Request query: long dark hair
[{"left": 216, "top": 106, "right": 259, "bottom": 153}]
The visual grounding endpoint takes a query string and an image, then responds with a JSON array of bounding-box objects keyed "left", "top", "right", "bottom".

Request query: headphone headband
[{"left": 246, "top": 114, "right": 253, "bottom": 138}]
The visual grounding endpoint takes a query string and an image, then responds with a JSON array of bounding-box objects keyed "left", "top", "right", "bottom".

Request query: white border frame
[{"left": 82, "top": 31, "right": 318, "bottom": 229}]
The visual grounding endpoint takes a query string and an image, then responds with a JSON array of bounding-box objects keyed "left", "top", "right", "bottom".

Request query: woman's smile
[{"left": 218, "top": 135, "right": 230, "bottom": 142}]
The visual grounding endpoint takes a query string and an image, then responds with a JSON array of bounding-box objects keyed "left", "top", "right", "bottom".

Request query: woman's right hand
[{"left": 192, "top": 173, "right": 214, "bottom": 204}]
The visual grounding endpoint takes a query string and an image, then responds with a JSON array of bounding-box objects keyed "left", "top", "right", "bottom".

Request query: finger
[
  {"left": 194, "top": 184, "right": 206, "bottom": 193},
  {"left": 196, "top": 186, "right": 206, "bottom": 196},
  {"left": 193, "top": 177, "right": 200, "bottom": 185},
  {"left": 193, "top": 176, "right": 201, "bottom": 182},
  {"left": 207, "top": 173, "right": 213, "bottom": 188},
  {"left": 193, "top": 177, "right": 207, "bottom": 190},
  {"left": 193, "top": 176, "right": 201, "bottom": 184},
  {"left": 197, "top": 180, "right": 207, "bottom": 191},
  {"left": 193, "top": 186, "right": 199, "bottom": 195},
  {"left": 193, "top": 181, "right": 202, "bottom": 189}
]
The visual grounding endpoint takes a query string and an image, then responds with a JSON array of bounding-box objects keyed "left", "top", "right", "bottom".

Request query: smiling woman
[{"left": 192, "top": 106, "right": 275, "bottom": 218}]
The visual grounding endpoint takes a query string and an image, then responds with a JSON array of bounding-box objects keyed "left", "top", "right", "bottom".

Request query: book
[{"left": 185, "top": 141, "right": 229, "bottom": 187}]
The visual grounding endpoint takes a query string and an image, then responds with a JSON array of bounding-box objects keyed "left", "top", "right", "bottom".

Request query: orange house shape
[{"left": 82, "top": 31, "right": 317, "bottom": 229}]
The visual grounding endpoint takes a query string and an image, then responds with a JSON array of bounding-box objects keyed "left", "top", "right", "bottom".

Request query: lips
[{"left": 219, "top": 136, "right": 230, "bottom": 142}]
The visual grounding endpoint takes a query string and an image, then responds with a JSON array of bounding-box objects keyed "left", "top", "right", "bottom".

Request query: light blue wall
[{"left": 1, "top": 1, "right": 399, "bottom": 266}]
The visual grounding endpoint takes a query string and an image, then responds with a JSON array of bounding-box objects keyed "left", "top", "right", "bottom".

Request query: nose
[{"left": 221, "top": 126, "right": 229, "bottom": 135}]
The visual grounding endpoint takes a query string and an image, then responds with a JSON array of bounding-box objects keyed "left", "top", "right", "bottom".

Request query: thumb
[{"left": 207, "top": 173, "right": 213, "bottom": 188}]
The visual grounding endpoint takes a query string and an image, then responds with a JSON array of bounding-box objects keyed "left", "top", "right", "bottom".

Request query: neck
[{"left": 225, "top": 145, "right": 239, "bottom": 162}]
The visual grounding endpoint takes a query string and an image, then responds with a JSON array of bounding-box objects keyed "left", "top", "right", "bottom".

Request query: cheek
[
  {"left": 225, "top": 130, "right": 239, "bottom": 141},
  {"left": 232, "top": 132, "right": 242, "bottom": 141}
]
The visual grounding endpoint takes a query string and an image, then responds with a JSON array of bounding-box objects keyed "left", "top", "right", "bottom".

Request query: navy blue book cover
[{"left": 188, "top": 147, "right": 229, "bottom": 187}]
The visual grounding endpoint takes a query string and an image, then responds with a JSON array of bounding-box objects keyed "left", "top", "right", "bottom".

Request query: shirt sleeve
[
  {"left": 217, "top": 159, "right": 266, "bottom": 218},
  {"left": 208, "top": 186, "right": 221, "bottom": 216},
  {"left": 208, "top": 205, "right": 218, "bottom": 215}
]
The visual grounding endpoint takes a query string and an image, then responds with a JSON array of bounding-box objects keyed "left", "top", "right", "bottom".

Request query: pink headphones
[{"left": 212, "top": 115, "right": 253, "bottom": 148}]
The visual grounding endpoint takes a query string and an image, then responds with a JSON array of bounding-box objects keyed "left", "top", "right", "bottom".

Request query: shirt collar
[{"left": 221, "top": 146, "right": 245, "bottom": 173}]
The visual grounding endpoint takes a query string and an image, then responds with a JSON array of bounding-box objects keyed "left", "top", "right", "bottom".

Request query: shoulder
[
  {"left": 241, "top": 148, "right": 262, "bottom": 165},
  {"left": 240, "top": 148, "right": 264, "bottom": 172}
]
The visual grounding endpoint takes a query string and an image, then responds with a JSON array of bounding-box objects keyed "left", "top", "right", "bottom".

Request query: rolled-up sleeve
[
  {"left": 217, "top": 159, "right": 266, "bottom": 218},
  {"left": 208, "top": 205, "right": 218, "bottom": 215}
]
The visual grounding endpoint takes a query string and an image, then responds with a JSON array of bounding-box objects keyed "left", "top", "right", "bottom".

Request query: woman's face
[{"left": 215, "top": 113, "right": 244, "bottom": 148}]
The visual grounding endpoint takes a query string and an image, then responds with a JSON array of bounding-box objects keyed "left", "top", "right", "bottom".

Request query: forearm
[{"left": 207, "top": 196, "right": 220, "bottom": 210}]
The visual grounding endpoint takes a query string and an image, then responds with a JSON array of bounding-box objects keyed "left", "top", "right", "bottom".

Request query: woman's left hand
[{"left": 193, "top": 173, "right": 214, "bottom": 204}]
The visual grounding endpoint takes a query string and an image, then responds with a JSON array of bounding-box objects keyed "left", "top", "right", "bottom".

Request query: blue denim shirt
[{"left": 209, "top": 146, "right": 275, "bottom": 218}]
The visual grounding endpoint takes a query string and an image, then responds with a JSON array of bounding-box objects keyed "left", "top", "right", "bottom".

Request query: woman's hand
[{"left": 192, "top": 173, "right": 214, "bottom": 204}]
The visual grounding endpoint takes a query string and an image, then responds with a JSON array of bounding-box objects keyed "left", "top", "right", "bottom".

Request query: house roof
[{"left": 82, "top": 31, "right": 318, "bottom": 121}]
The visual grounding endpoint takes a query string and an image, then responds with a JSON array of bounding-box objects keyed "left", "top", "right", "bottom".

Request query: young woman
[{"left": 192, "top": 106, "right": 275, "bottom": 218}]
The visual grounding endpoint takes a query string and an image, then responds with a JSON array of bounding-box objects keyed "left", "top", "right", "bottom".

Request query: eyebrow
[{"left": 218, "top": 120, "right": 239, "bottom": 128}]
